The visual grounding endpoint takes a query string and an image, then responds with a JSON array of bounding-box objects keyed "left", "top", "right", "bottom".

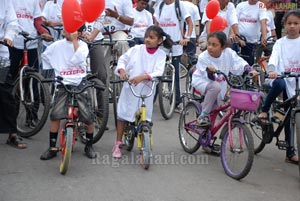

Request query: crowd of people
[{"left": 0, "top": 0, "right": 299, "bottom": 165}]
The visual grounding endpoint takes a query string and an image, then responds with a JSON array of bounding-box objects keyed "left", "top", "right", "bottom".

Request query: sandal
[
  {"left": 6, "top": 136, "right": 27, "bottom": 149},
  {"left": 252, "top": 112, "right": 270, "bottom": 125},
  {"left": 285, "top": 155, "right": 299, "bottom": 165}
]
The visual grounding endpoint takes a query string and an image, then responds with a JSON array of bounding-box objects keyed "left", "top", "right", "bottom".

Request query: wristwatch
[
  {"left": 117, "top": 15, "right": 121, "bottom": 21},
  {"left": 186, "top": 36, "right": 191, "bottom": 40}
]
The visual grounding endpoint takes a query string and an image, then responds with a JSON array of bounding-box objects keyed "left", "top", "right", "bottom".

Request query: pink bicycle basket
[{"left": 230, "top": 88, "right": 261, "bottom": 112}]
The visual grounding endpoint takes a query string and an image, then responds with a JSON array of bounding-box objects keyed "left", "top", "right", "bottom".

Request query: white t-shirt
[
  {"left": 154, "top": 1, "right": 191, "bottom": 56},
  {"left": 12, "top": 0, "right": 43, "bottom": 49},
  {"left": 152, "top": 0, "right": 163, "bottom": 11},
  {"left": 192, "top": 48, "right": 248, "bottom": 103},
  {"left": 100, "top": 0, "right": 134, "bottom": 33},
  {"left": 266, "top": 9, "right": 275, "bottom": 40},
  {"left": 42, "top": 1, "right": 62, "bottom": 46},
  {"left": 199, "top": 0, "right": 208, "bottom": 13},
  {"left": 267, "top": 36, "right": 300, "bottom": 98},
  {"left": 0, "top": 0, "right": 18, "bottom": 58},
  {"left": 182, "top": 1, "right": 201, "bottom": 39},
  {"left": 130, "top": 9, "right": 153, "bottom": 38},
  {"left": 202, "top": 2, "right": 237, "bottom": 37},
  {"left": 115, "top": 44, "right": 166, "bottom": 122},
  {"left": 42, "top": 39, "right": 89, "bottom": 86},
  {"left": 236, "top": 1, "right": 267, "bottom": 43},
  {"left": 85, "top": 22, "right": 104, "bottom": 41}
]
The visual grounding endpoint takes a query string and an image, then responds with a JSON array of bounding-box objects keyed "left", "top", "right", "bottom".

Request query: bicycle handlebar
[
  {"left": 110, "top": 77, "right": 160, "bottom": 99},
  {"left": 44, "top": 75, "right": 105, "bottom": 94},
  {"left": 265, "top": 71, "right": 300, "bottom": 79},
  {"left": 19, "top": 31, "right": 53, "bottom": 42},
  {"left": 207, "top": 68, "right": 257, "bottom": 88}
]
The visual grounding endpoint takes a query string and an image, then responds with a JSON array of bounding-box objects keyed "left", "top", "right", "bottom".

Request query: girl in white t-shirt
[
  {"left": 257, "top": 10, "right": 300, "bottom": 164},
  {"left": 191, "top": 31, "right": 256, "bottom": 127},
  {"left": 112, "top": 25, "right": 173, "bottom": 158}
]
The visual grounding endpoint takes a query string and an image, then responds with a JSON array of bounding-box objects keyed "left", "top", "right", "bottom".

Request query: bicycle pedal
[
  {"left": 277, "top": 140, "right": 288, "bottom": 150},
  {"left": 211, "top": 144, "right": 220, "bottom": 156}
]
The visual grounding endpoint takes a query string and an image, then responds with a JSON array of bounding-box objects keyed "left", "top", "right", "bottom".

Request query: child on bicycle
[
  {"left": 40, "top": 25, "right": 98, "bottom": 160},
  {"left": 191, "top": 31, "right": 257, "bottom": 127},
  {"left": 112, "top": 25, "right": 173, "bottom": 158},
  {"left": 257, "top": 9, "right": 300, "bottom": 164}
]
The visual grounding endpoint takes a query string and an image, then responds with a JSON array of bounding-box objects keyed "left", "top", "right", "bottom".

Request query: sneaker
[
  {"left": 174, "top": 104, "right": 183, "bottom": 113},
  {"left": 40, "top": 148, "right": 58, "bottom": 160},
  {"left": 112, "top": 141, "right": 122, "bottom": 158},
  {"left": 84, "top": 145, "right": 97, "bottom": 159},
  {"left": 197, "top": 115, "right": 211, "bottom": 128}
]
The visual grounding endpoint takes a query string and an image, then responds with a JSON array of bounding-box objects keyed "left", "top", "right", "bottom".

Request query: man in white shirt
[
  {"left": 236, "top": 0, "right": 268, "bottom": 66},
  {"left": 182, "top": 0, "right": 201, "bottom": 66},
  {"left": 0, "top": 0, "right": 27, "bottom": 149},
  {"left": 154, "top": 0, "right": 193, "bottom": 112}
]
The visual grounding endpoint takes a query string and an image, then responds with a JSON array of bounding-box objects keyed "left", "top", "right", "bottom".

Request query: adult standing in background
[
  {"left": 0, "top": 0, "right": 27, "bottom": 149},
  {"left": 154, "top": 0, "right": 193, "bottom": 112}
]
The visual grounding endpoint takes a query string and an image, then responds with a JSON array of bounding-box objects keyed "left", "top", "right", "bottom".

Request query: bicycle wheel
[
  {"left": 122, "top": 123, "right": 135, "bottom": 151},
  {"left": 178, "top": 101, "right": 201, "bottom": 154},
  {"left": 179, "top": 62, "right": 188, "bottom": 79},
  {"left": 59, "top": 127, "right": 73, "bottom": 175},
  {"left": 158, "top": 63, "right": 176, "bottom": 119},
  {"left": 295, "top": 112, "right": 300, "bottom": 176},
  {"left": 244, "top": 99, "right": 266, "bottom": 154},
  {"left": 220, "top": 121, "right": 254, "bottom": 180},
  {"left": 79, "top": 79, "right": 109, "bottom": 144},
  {"left": 13, "top": 71, "right": 51, "bottom": 138},
  {"left": 140, "top": 130, "right": 151, "bottom": 170},
  {"left": 112, "top": 76, "right": 122, "bottom": 128}
]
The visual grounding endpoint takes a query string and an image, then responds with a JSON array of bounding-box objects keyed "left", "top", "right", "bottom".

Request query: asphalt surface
[{"left": 0, "top": 101, "right": 299, "bottom": 201}]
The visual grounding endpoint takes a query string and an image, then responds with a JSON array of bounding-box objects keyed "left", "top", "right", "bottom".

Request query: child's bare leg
[{"left": 116, "top": 119, "right": 126, "bottom": 142}]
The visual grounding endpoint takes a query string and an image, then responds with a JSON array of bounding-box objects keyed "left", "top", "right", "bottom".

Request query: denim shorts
[{"left": 50, "top": 85, "right": 94, "bottom": 124}]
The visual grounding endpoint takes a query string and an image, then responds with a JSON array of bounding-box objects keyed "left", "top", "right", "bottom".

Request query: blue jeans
[
  {"left": 241, "top": 43, "right": 255, "bottom": 66},
  {"left": 262, "top": 79, "right": 295, "bottom": 157},
  {"left": 172, "top": 55, "right": 181, "bottom": 106},
  {"left": 183, "top": 38, "right": 197, "bottom": 65}
]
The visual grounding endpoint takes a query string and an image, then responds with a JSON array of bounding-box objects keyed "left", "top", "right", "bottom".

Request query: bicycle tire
[
  {"left": 140, "top": 130, "right": 151, "bottom": 170},
  {"left": 13, "top": 71, "right": 51, "bottom": 138},
  {"left": 244, "top": 98, "right": 266, "bottom": 154},
  {"left": 158, "top": 63, "right": 176, "bottom": 119},
  {"left": 178, "top": 101, "right": 201, "bottom": 154},
  {"left": 179, "top": 62, "right": 188, "bottom": 79},
  {"left": 220, "top": 121, "right": 254, "bottom": 180},
  {"left": 59, "top": 127, "right": 73, "bottom": 175},
  {"left": 79, "top": 78, "right": 109, "bottom": 144},
  {"left": 295, "top": 112, "right": 300, "bottom": 177},
  {"left": 112, "top": 75, "right": 122, "bottom": 128},
  {"left": 122, "top": 123, "right": 135, "bottom": 151}
]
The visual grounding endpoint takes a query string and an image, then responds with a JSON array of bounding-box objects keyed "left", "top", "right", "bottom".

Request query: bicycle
[
  {"left": 157, "top": 41, "right": 190, "bottom": 118},
  {"left": 50, "top": 76, "right": 105, "bottom": 175},
  {"left": 178, "top": 69, "right": 259, "bottom": 180},
  {"left": 78, "top": 37, "right": 110, "bottom": 144},
  {"left": 11, "top": 31, "right": 51, "bottom": 138},
  {"left": 111, "top": 78, "right": 158, "bottom": 169},
  {"left": 250, "top": 72, "right": 300, "bottom": 175}
]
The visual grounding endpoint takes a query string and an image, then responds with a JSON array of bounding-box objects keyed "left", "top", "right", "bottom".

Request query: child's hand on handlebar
[
  {"left": 207, "top": 66, "right": 216, "bottom": 73},
  {"left": 119, "top": 69, "right": 129, "bottom": 80}
]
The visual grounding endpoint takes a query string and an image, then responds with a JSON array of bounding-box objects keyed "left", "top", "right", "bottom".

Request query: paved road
[{"left": 0, "top": 102, "right": 299, "bottom": 201}]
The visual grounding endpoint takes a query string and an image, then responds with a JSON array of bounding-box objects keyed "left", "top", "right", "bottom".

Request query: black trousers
[{"left": 0, "top": 83, "right": 17, "bottom": 133}]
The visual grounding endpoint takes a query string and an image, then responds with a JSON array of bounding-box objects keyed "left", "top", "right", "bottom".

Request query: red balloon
[
  {"left": 62, "top": 0, "right": 85, "bottom": 33},
  {"left": 81, "top": 0, "right": 105, "bottom": 22},
  {"left": 209, "top": 16, "right": 227, "bottom": 33},
  {"left": 206, "top": 0, "right": 220, "bottom": 19}
]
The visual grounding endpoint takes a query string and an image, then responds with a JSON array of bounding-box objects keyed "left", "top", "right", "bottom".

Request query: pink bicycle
[{"left": 178, "top": 70, "right": 261, "bottom": 180}]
